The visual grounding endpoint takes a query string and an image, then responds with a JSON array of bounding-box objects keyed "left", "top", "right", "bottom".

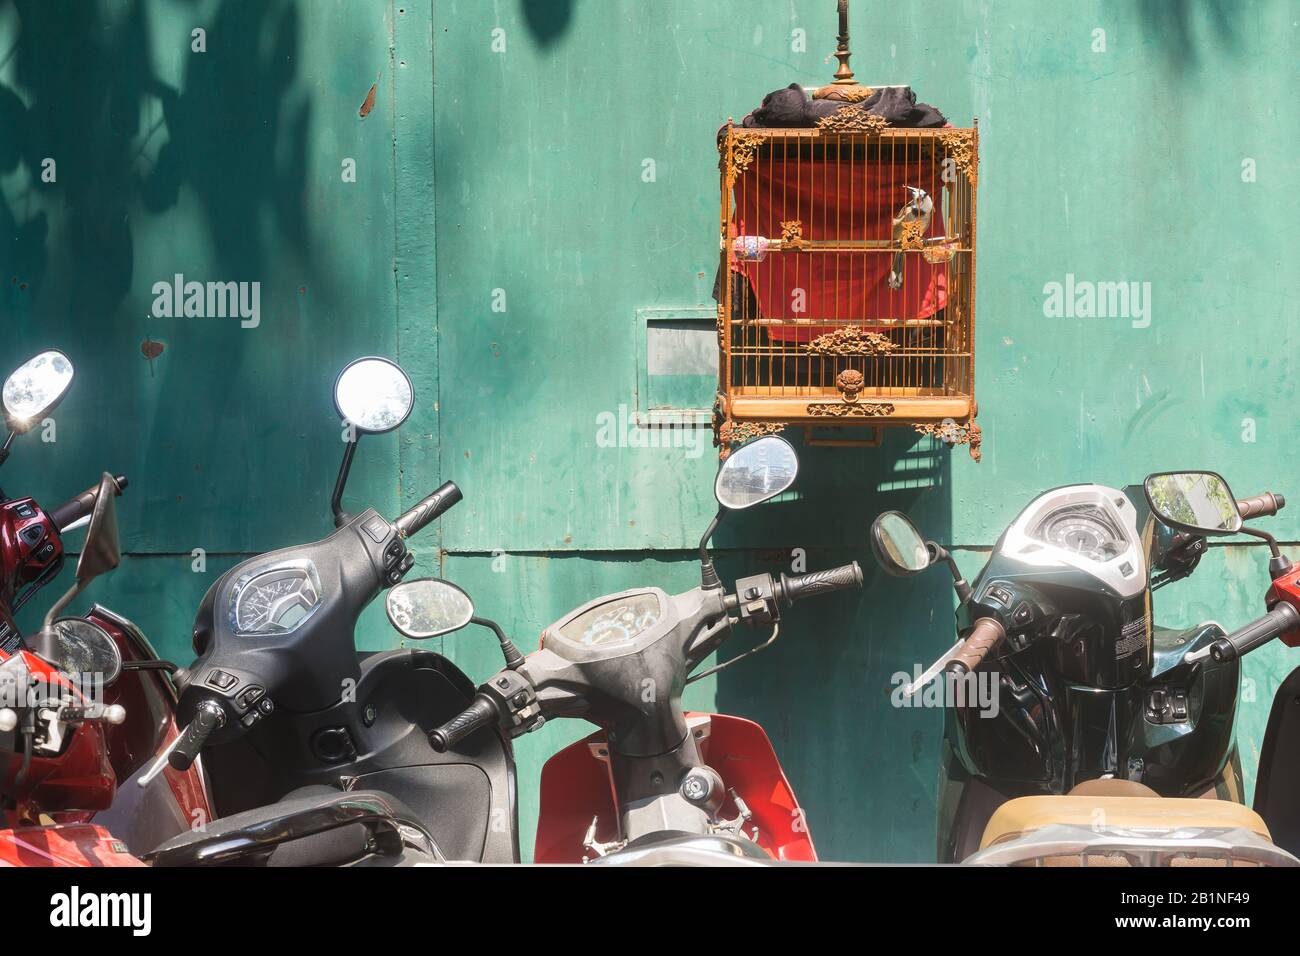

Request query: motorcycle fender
[
  {"left": 0, "top": 824, "right": 144, "bottom": 867},
  {"left": 534, "top": 712, "right": 815, "bottom": 864}
]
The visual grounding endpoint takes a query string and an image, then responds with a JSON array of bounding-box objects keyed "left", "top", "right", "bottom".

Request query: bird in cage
[{"left": 888, "top": 186, "right": 934, "bottom": 291}]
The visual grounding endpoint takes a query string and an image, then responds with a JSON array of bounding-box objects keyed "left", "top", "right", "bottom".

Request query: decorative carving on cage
[{"left": 713, "top": 3, "right": 981, "bottom": 461}]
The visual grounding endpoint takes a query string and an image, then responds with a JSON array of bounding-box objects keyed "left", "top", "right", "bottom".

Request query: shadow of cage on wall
[{"left": 713, "top": 120, "right": 981, "bottom": 462}]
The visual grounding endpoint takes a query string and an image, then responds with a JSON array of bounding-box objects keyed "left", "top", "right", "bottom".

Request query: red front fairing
[
  {"left": 1267, "top": 576, "right": 1300, "bottom": 648},
  {"left": 0, "top": 824, "right": 143, "bottom": 867},
  {"left": 534, "top": 712, "right": 815, "bottom": 863},
  {"left": 0, "top": 650, "right": 117, "bottom": 820}
]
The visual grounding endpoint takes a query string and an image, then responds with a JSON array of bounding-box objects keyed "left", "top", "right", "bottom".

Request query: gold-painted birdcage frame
[
  {"left": 714, "top": 122, "right": 980, "bottom": 461},
  {"left": 711, "top": 2, "right": 980, "bottom": 460}
]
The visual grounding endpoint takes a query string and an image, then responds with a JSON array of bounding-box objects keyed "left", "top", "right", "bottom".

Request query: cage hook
[{"left": 815, "top": 0, "right": 872, "bottom": 101}]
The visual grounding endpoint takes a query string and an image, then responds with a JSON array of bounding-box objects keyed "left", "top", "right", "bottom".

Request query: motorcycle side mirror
[
  {"left": 1, "top": 350, "right": 74, "bottom": 466},
  {"left": 700, "top": 436, "right": 799, "bottom": 589},
  {"left": 714, "top": 435, "right": 799, "bottom": 510},
  {"left": 869, "top": 509, "right": 973, "bottom": 601},
  {"left": 330, "top": 357, "right": 415, "bottom": 527},
  {"left": 37, "top": 473, "right": 124, "bottom": 657},
  {"left": 871, "top": 511, "right": 932, "bottom": 576},
  {"left": 334, "top": 357, "right": 415, "bottom": 436},
  {"left": 76, "top": 472, "right": 124, "bottom": 585},
  {"left": 1144, "top": 471, "right": 1242, "bottom": 536},
  {"left": 385, "top": 578, "right": 475, "bottom": 640},
  {"left": 48, "top": 617, "right": 124, "bottom": 687}
]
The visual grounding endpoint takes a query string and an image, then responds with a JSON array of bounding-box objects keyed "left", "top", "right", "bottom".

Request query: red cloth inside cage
[{"left": 731, "top": 156, "right": 949, "bottom": 343}]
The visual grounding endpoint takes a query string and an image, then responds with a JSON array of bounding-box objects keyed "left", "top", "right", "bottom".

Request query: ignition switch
[{"left": 680, "top": 766, "right": 726, "bottom": 816}]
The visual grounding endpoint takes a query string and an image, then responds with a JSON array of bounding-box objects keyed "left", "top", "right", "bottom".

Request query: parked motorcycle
[
  {"left": 138, "top": 356, "right": 516, "bottom": 867},
  {"left": 871, "top": 472, "right": 1298, "bottom": 865},
  {"left": 0, "top": 350, "right": 210, "bottom": 867},
  {"left": 386, "top": 435, "right": 864, "bottom": 865}
]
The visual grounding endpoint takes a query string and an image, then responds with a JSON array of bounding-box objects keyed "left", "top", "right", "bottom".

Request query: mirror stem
[
  {"left": 474, "top": 616, "right": 524, "bottom": 670},
  {"left": 0, "top": 431, "right": 14, "bottom": 467},
  {"left": 331, "top": 437, "right": 360, "bottom": 528},
  {"left": 699, "top": 509, "right": 725, "bottom": 590},
  {"left": 1239, "top": 526, "right": 1293, "bottom": 578},
  {"left": 33, "top": 580, "right": 84, "bottom": 659},
  {"left": 930, "top": 543, "right": 973, "bottom": 602}
]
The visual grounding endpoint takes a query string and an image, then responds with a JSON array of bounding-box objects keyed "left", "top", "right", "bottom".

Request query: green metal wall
[{"left": 2, "top": 0, "right": 1296, "bottom": 862}]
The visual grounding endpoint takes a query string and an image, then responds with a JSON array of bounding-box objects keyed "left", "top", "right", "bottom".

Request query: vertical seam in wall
[
  {"left": 389, "top": 1, "right": 404, "bottom": 507},
  {"left": 428, "top": 0, "right": 443, "bottom": 575}
]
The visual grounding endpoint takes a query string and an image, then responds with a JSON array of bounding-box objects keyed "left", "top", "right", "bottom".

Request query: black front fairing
[
  {"left": 944, "top": 484, "right": 1239, "bottom": 801},
  {"left": 180, "top": 509, "right": 520, "bottom": 863}
]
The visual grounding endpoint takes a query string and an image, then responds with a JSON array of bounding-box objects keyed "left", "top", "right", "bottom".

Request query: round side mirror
[
  {"left": 48, "top": 617, "right": 123, "bottom": 686},
  {"left": 871, "top": 510, "right": 932, "bottom": 576},
  {"left": 334, "top": 357, "right": 414, "bottom": 435},
  {"left": 715, "top": 435, "right": 799, "bottom": 510},
  {"left": 3, "top": 350, "right": 74, "bottom": 434},
  {"left": 1144, "top": 471, "right": 1242, "bottom": 536},
  {"left": 386, "top": 578, "right": 475, "bottom": 640}
]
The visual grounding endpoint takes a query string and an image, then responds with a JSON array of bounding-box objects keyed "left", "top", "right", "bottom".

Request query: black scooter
[
  {"left": 140, "top": 357, "right": 516, "bottom": 866},
  {"left": 872, "top": 473, "right": 1285, "bottom": 863}
]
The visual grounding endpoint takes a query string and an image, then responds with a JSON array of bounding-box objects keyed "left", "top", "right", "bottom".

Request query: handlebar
[
  {"left": 394, "top": 481, "right": 462, "bottom": 538},
  {"left": 427, "top": 692, "right": 499, "bottom": 753},
  {"left": 1209, "top": 602, "right": 1300, "bottom": 663},
  {"left": 776, "top": 562, "right": 864, "bottom": 604},
  {"left": 945, "top": 617, "right": 1006, "bottom": 677},
  {"left": 1237, "top": 492, "right": 1286, "bottom": 521},
  {"left": 168, "top": 702, "right": 225, "bottom": 771},
  {"left": 49, "top": 474, "right": 129, "bottom": 532}
]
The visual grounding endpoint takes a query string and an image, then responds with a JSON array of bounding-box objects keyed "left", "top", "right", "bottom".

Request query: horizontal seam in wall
[{"left": 71, "top": 539, "right": 1300, "bottom": 559}]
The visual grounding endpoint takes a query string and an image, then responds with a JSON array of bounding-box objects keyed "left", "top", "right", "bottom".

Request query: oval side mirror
[
  {"left": 3, "top": 350, "right": 75, "bottom": 435},
  {"left": 715, "top": 435, "right": 799, "bottom": 510},
  {"left": 334, "top": 357, "right": 415, "bottom": 435},
  {"left": 386, "top": 578, "right": 475, "bottom": 640},
  {"left": 871, "top": 510, "right": 932, "bottom": 576},
  {"left": 1144, "top": 471, "right": 1242, "bottom": 536}
]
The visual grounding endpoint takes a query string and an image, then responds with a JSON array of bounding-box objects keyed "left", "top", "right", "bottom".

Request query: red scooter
[
  {"left": 385, "top": 435, "right": 863, "bottom": 864},
  {"left": 0, "top": 350, "right": 210, "bottom": 868}
]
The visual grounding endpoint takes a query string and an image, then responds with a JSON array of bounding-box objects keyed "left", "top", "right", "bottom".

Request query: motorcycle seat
[
  {"left": 145, "top": 785, "right": 442, "bottom": 867},
  {"left": 975, "top": 794, "right": 1279, "bottom": 866}
]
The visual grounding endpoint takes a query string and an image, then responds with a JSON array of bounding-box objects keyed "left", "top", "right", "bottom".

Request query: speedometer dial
[
  {"left": 229, "top": 562, "right": 323, "bottom": 637},
  {"left": 555, "top": 592, "right": 663, "bottom": 649},
  {"left": 1039, "top": 511, "right": 1122, "bottom": 562}
]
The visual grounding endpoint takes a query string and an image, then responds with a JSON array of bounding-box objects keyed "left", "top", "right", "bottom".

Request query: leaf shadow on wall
[
  {"left": 1130, "top": 0, "right": 1246, "bottom": 72},
  {"left": 0, "top": 0, "right": 310, "bottom": 323},
  {"left": 520, "top": 0, "right": 576, "bottom": 47}
]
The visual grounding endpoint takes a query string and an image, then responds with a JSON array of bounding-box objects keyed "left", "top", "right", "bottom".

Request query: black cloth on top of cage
[{"left": 739, "top": 83, "right": 947, "bottom": 129}]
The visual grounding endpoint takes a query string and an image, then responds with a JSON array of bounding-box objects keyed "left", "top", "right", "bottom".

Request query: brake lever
[
  {"left": 137, "top": 731, "right": 186, "bottom": 788},
  {"left": 899, "top": 639, "right": 968, "bottom": 699}
]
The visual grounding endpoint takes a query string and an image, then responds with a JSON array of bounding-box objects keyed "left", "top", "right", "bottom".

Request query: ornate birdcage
[{"left": 713, "top": 4, "right": 980, "bottom": 460}]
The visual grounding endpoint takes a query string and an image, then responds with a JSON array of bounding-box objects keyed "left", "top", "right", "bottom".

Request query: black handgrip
[
  {"left": 394, "top": 481, "right": 462, "bottom": 539},
  {"left": 777, "top": 562, "right": 864, "bottom": 605},
  {"left": 1237, "top": 493, "right": 1286, "bottom": 521},
  {"left": 168, "top": 702, "right": 224, "bottom": 771},
  {"left": 1210, "top": 602, "right": 1300, "bottom": 663},
  {"left": 427, "top": 693, "right": 498, "bottom": 753},
  {"left": 49, "top": 474, "right": 129, "bottom": 532}
]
